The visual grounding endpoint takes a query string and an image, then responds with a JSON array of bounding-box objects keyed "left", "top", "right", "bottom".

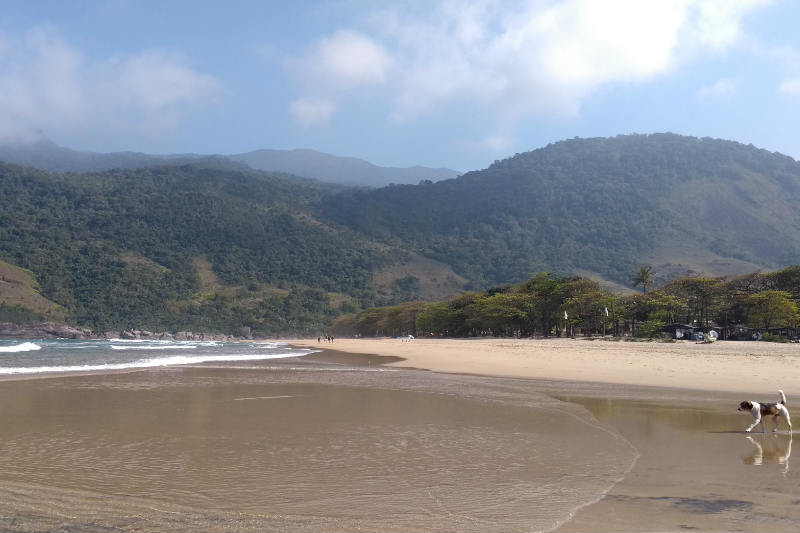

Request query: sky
[{"left": 1, "top": 0, "right": 800, "bottom": 171}]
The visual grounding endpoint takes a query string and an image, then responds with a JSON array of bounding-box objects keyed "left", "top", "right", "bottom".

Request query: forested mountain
[
  {"left": 2, "top": 133, "right": 800, "bottom": 335},
  {"left": 231, "top": 148, "right": 460, "bottom": 187},
  {"left": 323, "top": 133, "right": 800, "bottom": 288},
  {"left": 0, "top": 162, "right": 464, "bottom": 334}
]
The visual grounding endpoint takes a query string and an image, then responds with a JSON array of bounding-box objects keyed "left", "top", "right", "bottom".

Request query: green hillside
[
  {"left": 3, "top": 133, "right": 800, "bottom": 335},
  {"left": 323, "top": 133, "right": 800, "bottom": 287},
  {"left": 0, "top": 162, "right": 416, "bottom": 334}
]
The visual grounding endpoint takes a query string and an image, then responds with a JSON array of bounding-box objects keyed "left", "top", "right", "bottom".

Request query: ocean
[{"left": 0, "top": 338, "right": 315, "bottom": 375}]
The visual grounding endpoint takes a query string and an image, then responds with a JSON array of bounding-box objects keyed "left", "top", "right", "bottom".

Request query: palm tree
[{"left": 632, "top": 265, "right": 655, "bottom": 294}]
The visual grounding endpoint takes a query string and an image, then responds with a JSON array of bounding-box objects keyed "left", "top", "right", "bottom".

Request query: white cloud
[
  {"left": 0, "top": 26, "right": 221, "bottom": 145},
  {"left": 287, "top": 30, "right": 390, "bottom": 124},
  {"left": 688, "top": 0, "right": 771, "bottom": 51},
  {"left": 289, "top": 97, "right": 337, "bottom": 125},
  {"left": 698, "top": 77, "right": 737, "bottom": 99},
  {"left": 778, "top": 77, "right": 800, "bottom": 95},
  {"left": 313, "top": 30, "right": 391, "bottom": 88},
  {"left": 480, "top": 134, "right": 513, "bottom": 153},
  {"left": 291, "top": 0, "right": 769, "bottom": 146}
]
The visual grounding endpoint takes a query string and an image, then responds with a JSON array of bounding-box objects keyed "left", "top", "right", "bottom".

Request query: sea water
[{"left": 0, "top": 338, "right": 314, "bottom": 375}]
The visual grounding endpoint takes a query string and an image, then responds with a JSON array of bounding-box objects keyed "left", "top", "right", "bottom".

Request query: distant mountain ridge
[
  {"left": 0, "top": 137, "right": 197, "bottom": 173},
  {"left": 0, "top": 137, "right": 460, "bottom": 186},
  {"left": 230, "top": 148, "right": 460, "bottom": 187}
]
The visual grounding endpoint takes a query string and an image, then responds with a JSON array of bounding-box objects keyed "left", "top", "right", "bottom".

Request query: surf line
[{"left": 230, "top": 395, "right": 298, "bottom": 401}]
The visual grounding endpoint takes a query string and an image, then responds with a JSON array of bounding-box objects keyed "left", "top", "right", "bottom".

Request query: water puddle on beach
[
  {"left": 554, "top": 390, "right": 800, "bottom": 532},
  {"left": 0, "top": 366, "right": 636, "bottom": 532}
]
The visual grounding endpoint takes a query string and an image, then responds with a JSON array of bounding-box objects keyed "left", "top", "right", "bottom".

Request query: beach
[
  {"left": 293, "top": 337, "right": 800, "bottom": 395},
  {"left": 0, "top": 338, "right": 798, "bottom": 531},
  {"left": 293, "top": 337, "right": 800, "bottom": 531}
]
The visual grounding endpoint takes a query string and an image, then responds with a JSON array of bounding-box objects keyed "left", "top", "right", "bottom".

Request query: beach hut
[
  {"left": 766, "top": 326, "right": 800, "bottom": 340},
  {"left": 662, "top": 323, "right": 698, "bottom": 340},
  {"left": 728, "top": 326, "right": 761, "bottom": 341}
]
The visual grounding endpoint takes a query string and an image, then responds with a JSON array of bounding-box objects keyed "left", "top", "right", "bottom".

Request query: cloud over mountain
[
  {"left": 0, "top": 26, "right": 220, "bottom": 145},
  {"left": 293, "top": 0, "right": 767, "bottom": 137}
]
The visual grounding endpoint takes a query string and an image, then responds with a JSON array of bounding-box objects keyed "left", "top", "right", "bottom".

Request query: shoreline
[
  {"left": 291, "top": 337, "right": 800, "bottom": 395},
  {"left": 2, "top": 339, "right": 799, "bottom": 530},
  {"left": 0, "top": 357, "right": 641, "bottom": 532}
]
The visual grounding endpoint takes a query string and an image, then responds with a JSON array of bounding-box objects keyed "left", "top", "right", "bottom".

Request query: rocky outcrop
[
  {"left": 0, "top": 322, "right": 93, "bottom": 339},
  {"left": 110, "top": 330, "right": 237, "bottom": 341},
  {"left": 0, "top": 322, "right": 242, "bottom": 341}
]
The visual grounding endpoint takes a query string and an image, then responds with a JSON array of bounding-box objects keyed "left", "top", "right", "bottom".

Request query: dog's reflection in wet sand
[{"left": 743, "top": 433, "right": 792, "bottom": 476}]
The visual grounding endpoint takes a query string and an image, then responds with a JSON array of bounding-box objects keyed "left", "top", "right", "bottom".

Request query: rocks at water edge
[
  {"left": 0, "top": 322, "right": 93, "bottom": 339},
  {"left": 0, "top": 322, "right": 238, "bottom": 341}
]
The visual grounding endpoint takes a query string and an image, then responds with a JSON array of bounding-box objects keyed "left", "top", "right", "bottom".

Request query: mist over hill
[
  {"left": 0, "top": 137, "right": 460, "bottom": 187},
  {"left": 2, "top": 133, "right": 799, "bottom": 335},
  {"left": 0, "top": 137, "right": 201, "bottom": 173},
  {"left": 230, "top": 148, "right": 461, "bottom": 187}
]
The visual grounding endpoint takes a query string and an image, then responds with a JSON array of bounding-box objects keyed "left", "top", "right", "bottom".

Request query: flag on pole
[
  {"left": 605, "top": 307, "right": 609, "bottom": 317},
  {"left": 564, "top": 311, "right": 568, "bottom": 320}
]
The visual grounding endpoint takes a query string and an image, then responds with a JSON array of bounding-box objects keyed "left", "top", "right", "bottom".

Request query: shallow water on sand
[
  {"left": 0, "top": 363, "right": 635, "bottom": 532},
  {"left": 555, "top": 390, "right": 800, "bottom": 532}
]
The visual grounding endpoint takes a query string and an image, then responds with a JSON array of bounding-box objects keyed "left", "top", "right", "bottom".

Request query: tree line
[{"left": 331, "top": 267, "right": 800, "bottom": 341}]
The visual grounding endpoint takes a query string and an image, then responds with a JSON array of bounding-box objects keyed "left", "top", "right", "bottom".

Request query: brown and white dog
[{"left": 738, "top": 390, "right": 792, "bottom": 433}]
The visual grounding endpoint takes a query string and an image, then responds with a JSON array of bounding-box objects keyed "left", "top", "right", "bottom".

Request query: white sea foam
[
  {"left": 0, "top": 350, "right": 312, "bottom": 375},
  {"left": 0, "top": 342, "right": 42, "bottom": 353},
  {"left": 108, "top": 339, "right": 220, "bottom": 346},
  {"left": 110, "top": 344, "right": 198, "bottom": 350}
]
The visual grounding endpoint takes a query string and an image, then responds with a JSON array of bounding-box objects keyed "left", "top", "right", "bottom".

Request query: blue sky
[{"left": 1, "top": 0, "right": 799, "bottom": 171}]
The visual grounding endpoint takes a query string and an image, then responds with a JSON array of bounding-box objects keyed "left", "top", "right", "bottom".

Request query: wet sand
[
  {"left": 0, "top": 357, "right": 634, "bottom": 532},
  {"left": 557, "top": 391, "right": 799, "bottom": 532},
  {"left": 1, "top": 345, "right": 799, "bottom": 531}
]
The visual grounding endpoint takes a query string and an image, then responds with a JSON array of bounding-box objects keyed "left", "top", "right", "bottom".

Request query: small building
[
  {"left": 766, "top": 327, "right": 800, "bottom": 340},
  {"left": 662, "top": 323, "right": 698, "bottom": 340},
  {"left": 728, "top": 326, "right": 761, "bottom": 341}
]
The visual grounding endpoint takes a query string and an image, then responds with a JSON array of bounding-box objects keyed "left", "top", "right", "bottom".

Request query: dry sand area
[{"left": 294, "top": 337, "right": 800, "bottom": 395}]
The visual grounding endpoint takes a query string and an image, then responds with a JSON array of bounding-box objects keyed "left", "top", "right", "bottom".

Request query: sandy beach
[
  {"left": 1, "top": 338, "right": 800, "bottom": 531},
  {"left": 293, "top": 337, "right": 800, "bottom": 531},
  {"left": 293, "top": 337, "right": 800, "bottom": 395}
]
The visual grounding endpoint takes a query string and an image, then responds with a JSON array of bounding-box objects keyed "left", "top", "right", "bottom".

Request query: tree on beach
[
  {"left": 661, "top": 277, "right": 721, "bottom": 327},
  {"left": 632, "top": 265, "right": 655, "bottom": 294},
  {"left": 562, "top": 278, "right": 612, "bottom": 336},
  {"left": 467, "top": 292, "right": 534, "bottom": 336},
  {"left": 745, "top": 290, "right": 798, "bottom": 331},
  {"left": 335, "top": 268, "right": 800, "bottom": 340},
  {"left": 646, "top": 292, "right": 687, "bottom": 325},
  {"left": 523, "top": 273, "right": 572, "bottom": 337}
]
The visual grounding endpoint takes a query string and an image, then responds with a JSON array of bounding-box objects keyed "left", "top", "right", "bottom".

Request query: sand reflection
[
  {"left": 744, "top": 433, "right": 792, "bottom": 475},
  {"left": 556, "top": 392, "right": 800, "bottom": 532}
]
